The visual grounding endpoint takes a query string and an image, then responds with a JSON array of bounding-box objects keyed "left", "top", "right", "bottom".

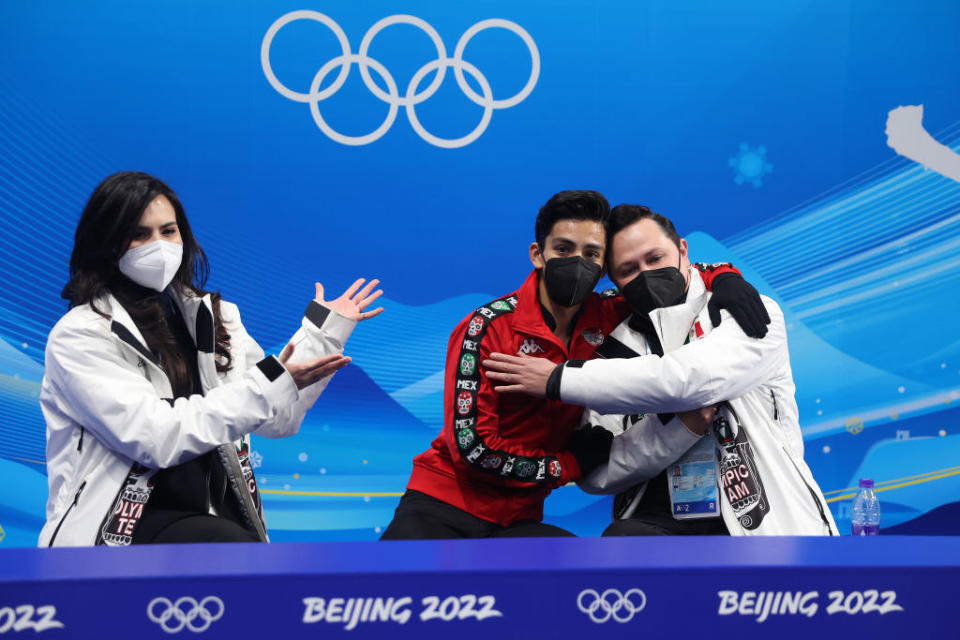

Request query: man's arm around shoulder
[{"left": 559, "top": 296, "right": 789, "bottom": 415}]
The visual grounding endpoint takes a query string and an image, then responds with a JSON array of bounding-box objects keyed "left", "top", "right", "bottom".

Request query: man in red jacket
[{"left": 380, "top": 191, "right": 761, "bottom": 539}]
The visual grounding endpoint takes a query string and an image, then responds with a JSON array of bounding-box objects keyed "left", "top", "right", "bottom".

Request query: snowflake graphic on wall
[
  {"left": 729, "top": 143, "right": 773, "bottom": 187},
  {"left": 250, "top": 450, "right": 263, "bottom": 469}
]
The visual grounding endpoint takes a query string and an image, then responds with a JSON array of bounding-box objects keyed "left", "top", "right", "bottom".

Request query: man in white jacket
[{"left": 485, "top": 205, "right": 837, "bottom": 536}]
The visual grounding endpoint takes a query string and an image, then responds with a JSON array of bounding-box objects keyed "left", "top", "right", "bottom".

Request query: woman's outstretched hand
[
  {"left": 278, "top": 343, "right": 351, "bottom": 390},
  {"left": 315, "top": 278, "right": 385, "bottom": 322}
]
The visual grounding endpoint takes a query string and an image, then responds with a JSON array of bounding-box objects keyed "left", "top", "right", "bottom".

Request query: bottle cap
[{"left": 859, "top": 478, "right": 874, "bottom": 489}]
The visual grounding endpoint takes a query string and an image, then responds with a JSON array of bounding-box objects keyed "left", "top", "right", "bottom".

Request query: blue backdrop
[{"left": 1, "top": 0, "right": 959, "bottom": 546}]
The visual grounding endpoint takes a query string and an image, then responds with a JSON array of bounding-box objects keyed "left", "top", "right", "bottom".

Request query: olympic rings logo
[
  {"left": 576, "top": 588, "right": 647, "bottom": 624},
  {"left": 146, "top": 596, "right": 225, "bottom": 634},
  {"left": 260, "top": 11, "right": 540, "bottom": 148}
]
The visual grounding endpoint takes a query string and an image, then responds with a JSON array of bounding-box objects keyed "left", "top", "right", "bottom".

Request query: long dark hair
[{"left": 63, "top": 172, "right": 233, "bottom": 392}]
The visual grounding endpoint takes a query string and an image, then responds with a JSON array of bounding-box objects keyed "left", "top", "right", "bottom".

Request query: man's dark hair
[
  {"left": 535, "top": 190, "right": 610, "bottom": 248},
  {"left": 608, "top": 204, "right": 681, "bottom": 254}
]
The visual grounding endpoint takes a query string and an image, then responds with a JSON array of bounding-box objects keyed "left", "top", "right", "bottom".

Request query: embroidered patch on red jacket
[{"left": 517, "top": 338, "right": 544, "bottom": 355}]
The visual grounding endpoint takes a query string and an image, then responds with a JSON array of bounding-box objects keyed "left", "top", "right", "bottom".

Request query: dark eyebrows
[
  {"left": 646, "top": 248, "right": 666, "bottom": 260},
  {"left": 550, "top": 237, "right": 603, "bottom": 251},
  {"left": 133, "top": 221, "right": 177, "bottom": 231}
]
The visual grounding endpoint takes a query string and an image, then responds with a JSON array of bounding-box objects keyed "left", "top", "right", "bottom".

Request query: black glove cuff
[
  {"left": 545, "top": 363, "right": 564, "bottom": 401},
  {"left": 710, "top": 271, "right": 740, "bottom": 288}
]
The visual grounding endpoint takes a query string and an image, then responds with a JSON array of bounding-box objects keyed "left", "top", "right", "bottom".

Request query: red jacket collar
[{"left": 511, "top": 270, "right": 606, "bottom": 346}]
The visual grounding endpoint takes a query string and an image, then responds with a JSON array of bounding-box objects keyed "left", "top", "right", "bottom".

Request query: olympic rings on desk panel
[
  {"left": 146, "top": 596, "right": 225, "bottom": 634},
  {"left": 576, "top": 588, "right": 647, "bottom": 624}
]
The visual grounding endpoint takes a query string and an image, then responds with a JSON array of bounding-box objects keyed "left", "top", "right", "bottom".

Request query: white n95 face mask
[{"left": 118, "top": 240, "right": 184, "bottom": 291}]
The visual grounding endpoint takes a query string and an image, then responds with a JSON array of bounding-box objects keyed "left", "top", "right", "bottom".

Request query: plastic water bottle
[{"left": 851, "top": 479, "right": 881, "bottom": 536}]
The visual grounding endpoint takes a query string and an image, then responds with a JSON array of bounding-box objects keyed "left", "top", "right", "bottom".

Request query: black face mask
[
  {"left": 542, "top": 256, "right": 603, "bottom": 308},
  {"left": 620, "top": 260, "right": 687, "bottom": 316}
]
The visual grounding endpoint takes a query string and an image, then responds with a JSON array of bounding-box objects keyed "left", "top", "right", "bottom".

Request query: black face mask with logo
[
  {"left": 542, "top": 256, "right": 603, "bottom": 308},
  {"left": 620, "top": 259, "right": 687, "bottom": 317}
]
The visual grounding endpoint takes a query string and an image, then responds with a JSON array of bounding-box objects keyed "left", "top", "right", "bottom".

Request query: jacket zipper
[
  {"left": 48, "top": 480, "right": 87, "bottom": 547},
  {"left": 783, "top": 448, "right": 835, "bottom": 535},
  {"left": 203, "top": 459, "right": 213, "bottom": 515}
]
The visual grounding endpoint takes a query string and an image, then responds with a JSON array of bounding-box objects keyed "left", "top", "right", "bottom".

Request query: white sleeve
[
  {"left": 233, "top": 301, "right": 356, "bottom": 439},
  {"left": 578, "top": 413, "right": 703, "bottom": 494},
  {"left": 560, "top": 297, "right": 787, "bottom": 415},
  {"left": 44, "top": 320, "right": 300, "bottom": 470}
]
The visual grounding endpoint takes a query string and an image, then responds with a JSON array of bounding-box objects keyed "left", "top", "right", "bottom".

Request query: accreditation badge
[{"left": 667, "top": 436, "right": 720, "bottom": 519}]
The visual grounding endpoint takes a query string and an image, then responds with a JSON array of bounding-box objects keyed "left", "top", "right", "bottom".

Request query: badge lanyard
[{"left": 667, "top": 321, "right": 720, "bottom": 520}]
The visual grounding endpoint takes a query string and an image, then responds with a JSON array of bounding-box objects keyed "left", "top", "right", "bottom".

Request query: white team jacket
[
  {"left": 38, "top": 289, "right": 355, "bottom": 546},
  {"left": 570, "top": 268, "right": 837, "bottom": 535}
]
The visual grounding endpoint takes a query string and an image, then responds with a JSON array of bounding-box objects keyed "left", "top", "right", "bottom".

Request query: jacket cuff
[
  {"left": 557, "top": 361, "right": 591, "bottom": 407},
  {"left": 662, "top": 414, "right": 708, "bottom": 446},
  {"left": 303, "top": 300, "right": 357, "bottom": 347},
  {"left": 250, "top": 355, "right": 299, "bottom": 406},
  {"left": 545, "top": 363, "right": 565, "bottom": 400}
]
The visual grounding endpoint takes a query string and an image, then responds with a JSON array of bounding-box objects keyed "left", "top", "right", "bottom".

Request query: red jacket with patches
[{"left": 407, "top": 265, "right": 736, "bottom": 526}]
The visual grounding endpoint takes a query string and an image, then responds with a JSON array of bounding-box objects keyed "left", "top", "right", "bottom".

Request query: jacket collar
[
  {"left": 646, "top": 265, "right": 709, "bottom": 352},
  {"left": 172, "top": 289, "right": 216, "bottom": 353},
  {"left": 511, "top": 269, "right": 606, "bottom": 351},
  {"left": 101, "top": 293, "right": 159, "bottom": 369},
  {"left": 101, "top": 287, "right": 216, "bottom": 369},
  {"left": 177, "top": 291, "right": 219, "bottom": 391}
]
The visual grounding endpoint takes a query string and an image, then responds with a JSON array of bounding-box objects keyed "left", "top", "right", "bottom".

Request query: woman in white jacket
[{"left": 39, "top": 171, "right": 383, "bottom": 546}]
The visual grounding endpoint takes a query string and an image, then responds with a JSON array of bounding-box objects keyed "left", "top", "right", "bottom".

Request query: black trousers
[
  {"left": 380, "top": 490, "right": 576, "bottom": 540},
  {"left": 603, "top": 513, "right": 729, "bottom": 536},
  {"left": 131, "top": 509, "right": 262, "bottom": 544}
]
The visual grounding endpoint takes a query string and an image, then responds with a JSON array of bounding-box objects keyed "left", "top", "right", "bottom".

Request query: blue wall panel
[{"left": 1, "top": 0, "right": 958, "bottom": 545}]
